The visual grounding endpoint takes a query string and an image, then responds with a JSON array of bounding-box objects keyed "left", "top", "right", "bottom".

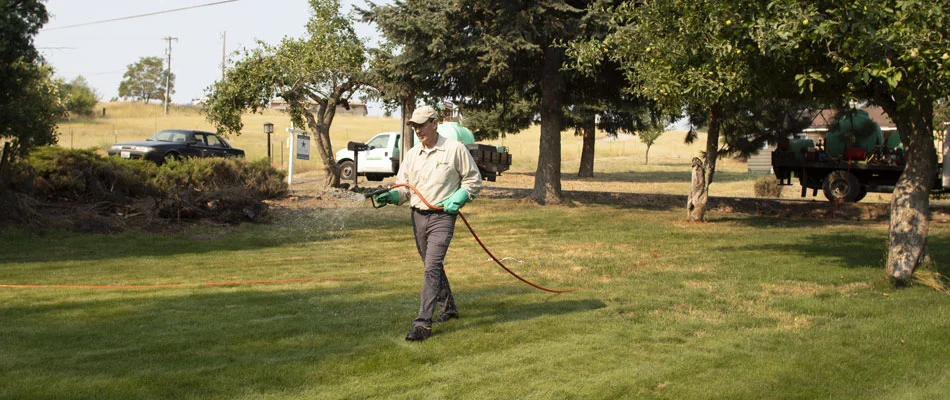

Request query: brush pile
[{"left": 0, "top": 147, "right": 288, "bottom": 233}]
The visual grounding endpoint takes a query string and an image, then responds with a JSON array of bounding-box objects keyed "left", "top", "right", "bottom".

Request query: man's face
[{"left": 414, "top": 119, "right": 438, "bottom": 148}]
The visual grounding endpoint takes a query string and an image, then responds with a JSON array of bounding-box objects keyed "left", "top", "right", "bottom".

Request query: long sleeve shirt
[{"left": 394, "top": 135, "right": 482, "bottom": 210}]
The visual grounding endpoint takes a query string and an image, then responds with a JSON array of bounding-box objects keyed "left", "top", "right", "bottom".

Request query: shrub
[
  {"left": 151, "top": 158, "right": 287, "bottom": 199},
  {"left": 754, "top": 176, "right": 783, "bottom": 198},
  {"left": 242, "top": 159, "right": 288, "bottom": 198},
  {"left": 22, "top": 146, "right": 156, "bottom": 201},
  {"left": 149, "top": 157, "right": 287, "bottom": 222},
  {"left": 3, "top": 147, "right": 289, "bottom": 230}
]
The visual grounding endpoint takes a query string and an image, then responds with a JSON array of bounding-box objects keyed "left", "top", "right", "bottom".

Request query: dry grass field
[{"left": 59, "top": 101, "right": 909, "bottom": 204}]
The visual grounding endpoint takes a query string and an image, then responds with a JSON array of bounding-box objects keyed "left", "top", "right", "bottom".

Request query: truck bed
[{"left": 467, "top": 144, "right": 511, "bottom": 181}]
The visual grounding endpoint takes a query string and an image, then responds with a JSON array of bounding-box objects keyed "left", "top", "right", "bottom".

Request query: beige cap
[{"left": 407, "top": 106, "right": 438, "bottom": 125}]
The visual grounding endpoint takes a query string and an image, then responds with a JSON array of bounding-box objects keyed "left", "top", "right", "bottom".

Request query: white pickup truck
[{"left": 334, "top": 122, "right": 512, "bottom": 182}]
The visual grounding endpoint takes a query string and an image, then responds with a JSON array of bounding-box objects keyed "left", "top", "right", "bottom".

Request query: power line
[{"left": 42, "top": 0, "right": 240, "bottom": 31}]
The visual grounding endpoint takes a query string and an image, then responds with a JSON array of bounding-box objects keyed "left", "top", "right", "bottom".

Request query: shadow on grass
[
  {"left": 0, "top": 283, "right": 603, "bottom": 399},
  {"left": 719, "top": 228, "right": 888, "bottom": 268},
  {"left": 442, "top": 296, "right": 607, "bottom": 334},
  {"left": 0, "top": 285, "right": 399, "bottom": 398},
  {"left": 502, "top": 170, "right": 754, "bottom": 184},
  {"left": 710, "top": 214, "right": 949, "bottom": 268},
  {"left": 708, "top": 215, "right": 857, "bottom": 229},
  {"left": 0, "top": 206, "right": 412, "bottom": 264}
]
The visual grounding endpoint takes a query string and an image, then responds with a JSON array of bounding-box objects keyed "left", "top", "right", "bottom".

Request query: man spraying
[{"left": 373, "top": 106, "right": 483, "bottom": 341}]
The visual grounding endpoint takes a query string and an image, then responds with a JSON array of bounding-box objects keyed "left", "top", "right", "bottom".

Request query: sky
[{"left": 34, "top": 0, "right": 387, "bottom": 113}]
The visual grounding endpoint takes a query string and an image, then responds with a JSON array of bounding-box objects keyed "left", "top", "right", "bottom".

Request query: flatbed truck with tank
[{"left": 772, "top": 111, "right": 948, "bottom": 202}]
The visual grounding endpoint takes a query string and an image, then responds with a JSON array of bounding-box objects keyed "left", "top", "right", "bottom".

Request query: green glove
[
  {"left": 373, "top": 189, "right": 401, "bottom": 207},
  {"left": 437, "top": 188, "right": 470, "bottom": 215}
]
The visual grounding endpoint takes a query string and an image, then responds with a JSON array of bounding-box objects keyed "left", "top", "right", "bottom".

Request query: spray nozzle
[{"left": 366, "top": 187, "right": 393, "bottom": 209}]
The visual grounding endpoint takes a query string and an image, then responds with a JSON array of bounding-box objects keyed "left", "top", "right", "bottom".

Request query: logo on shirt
[{"left": 435, "top": 161, "right": 449, "bottom": 168}]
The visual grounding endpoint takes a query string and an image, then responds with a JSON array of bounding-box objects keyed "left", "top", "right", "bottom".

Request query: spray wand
[
  {"left": 369, "top": 183, "right": 575, "bottom": 294},
  {"left": 365, "top": 187, "right": 393, "bottom": 209}
]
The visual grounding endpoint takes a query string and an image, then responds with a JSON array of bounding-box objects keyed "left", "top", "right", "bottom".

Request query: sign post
[{"left": 286, "top": 128, "right": 311, "bottom": 186}]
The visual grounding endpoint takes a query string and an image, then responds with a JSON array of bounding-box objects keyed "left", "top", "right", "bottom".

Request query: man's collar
[{"left": 417, "top": 135, "right": 447, "bottom": 154}]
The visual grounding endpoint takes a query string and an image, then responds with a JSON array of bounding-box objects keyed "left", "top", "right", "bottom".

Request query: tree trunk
[
  {"left": 304, "top": 103, "right": 341, "bottom": 188},
  {"left": 401, "top": 91, "right": 416, "bottom": 163},
  {"left": 686, "top": 104, "right": 722, "bottom": 222},
  {"left": 880, "top": 97, "right": 936, "bottom": 282},
  {"left": 0, "top": 142, "right": 10, "bottom": 179},
  {"left": 577, "top": 117, "right": 595, "bottom": 178},
  {"left": 645, "top": 144, "right": 652, "bottom": 165},
  {"left": 532, "top": 46, "right": 565, "bottom": 204}
]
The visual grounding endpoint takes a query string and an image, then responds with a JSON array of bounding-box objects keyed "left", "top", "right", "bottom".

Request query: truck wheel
[
  {"left": 855, "top": 187, "right": 868, "bottom": 202},
  {"left": 822, "top": 171, "right": 861, "bottom": 202},
  {"left": 339, "top": 160, "right": 355, "bottom": 181}
]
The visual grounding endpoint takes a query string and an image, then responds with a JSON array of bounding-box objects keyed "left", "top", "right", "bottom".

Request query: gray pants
[{"left": 411, "top": 208, "right": 458, "bottom": 328}]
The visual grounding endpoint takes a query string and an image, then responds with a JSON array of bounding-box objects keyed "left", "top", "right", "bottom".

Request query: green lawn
[{"left": 2, "top": 198, "right": 950, "bottom": 399}]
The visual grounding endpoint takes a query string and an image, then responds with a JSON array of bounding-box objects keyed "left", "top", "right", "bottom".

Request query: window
[
  {"left": 152, "top": 131, "right": 174, "bottom": 141},
  {"left": 366, "top": 134, "right": 390, "bottom": 149},
  {"left": 206, "top": 134, "right": 223, "bottom": 147}
]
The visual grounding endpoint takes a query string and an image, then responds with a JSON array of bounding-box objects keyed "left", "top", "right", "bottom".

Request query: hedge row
[{"left": 1, "top": 147, "right": 288, "bottom": 230}]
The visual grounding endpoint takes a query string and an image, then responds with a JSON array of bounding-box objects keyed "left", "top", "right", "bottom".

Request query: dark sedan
[{"left": 108, "top": 129, "right": 244, "bottom": 164}]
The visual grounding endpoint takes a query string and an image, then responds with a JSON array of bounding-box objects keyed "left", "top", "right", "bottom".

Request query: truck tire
[
  {"left": 822, "top": 170, "right": 861, "bottom": 202},
  {"left": 339, "top": 160, "right": 355, "bottom": 181},
  {"left": 855, "top": 187, "right": 868, "bottom": 202}
]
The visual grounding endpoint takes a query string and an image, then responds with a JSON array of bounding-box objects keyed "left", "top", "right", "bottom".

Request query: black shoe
[
  {"left": 435, "top": 312, "right": 459, "bottom": 323},
  {"left": 405, "top": 325, "right": 431, "bottom": 341}
]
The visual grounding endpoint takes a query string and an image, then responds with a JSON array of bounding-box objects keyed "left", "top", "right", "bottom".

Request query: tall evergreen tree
[{"left": 366, "top": 0, "right": 623, "bottom": 204}]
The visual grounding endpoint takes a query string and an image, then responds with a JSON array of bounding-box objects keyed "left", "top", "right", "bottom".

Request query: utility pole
[
  {"left": 221, "top": 31, "right": 227, "bottom": 79},
  {"left": 162, "top": 36, "right": 178, "bottom": 116}
]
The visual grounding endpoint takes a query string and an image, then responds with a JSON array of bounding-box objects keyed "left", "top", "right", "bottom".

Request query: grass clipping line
[{"left": 0, "top": 277, "right": 356, "bottom": 290}]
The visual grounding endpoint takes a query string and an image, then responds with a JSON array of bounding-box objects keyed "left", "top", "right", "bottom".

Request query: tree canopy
[
  {"left": 204, "top": 0, "right": 366, "bottom": 187},
  {"left": 569, "top": 0, "right": 813, "bottom": 220},
  {"left": 365, "top": 0, "right": 651, "bottom": 203},
  {"left": 118, "top": 56, "right": 174, "bottom": 104},
  {"left": 0, "top": 0, "right": 60, "bottom": 160},
  {"left": 0, "top": 0, "right": 46, "bottom": 84},
  {"left": 58, "top": 76, "right": 99, "bottom": 118},
  {"left": 573, "top": 0, "right": 948, "bottom": 280},
  {"left": 757, "top": 0, "right": 950, "bottom": 281}
]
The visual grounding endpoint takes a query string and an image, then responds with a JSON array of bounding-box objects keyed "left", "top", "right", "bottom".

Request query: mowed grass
[{"left": 2, "top": 199, "right": 950, "bottom": 399}]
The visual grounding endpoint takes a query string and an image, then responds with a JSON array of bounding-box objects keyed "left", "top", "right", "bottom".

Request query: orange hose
[
  {"left": 391, "top": 183, "right": 575, "bottom": 294},
  {"left": 0, "top": 277, "right": 351, "bottom": 290}
]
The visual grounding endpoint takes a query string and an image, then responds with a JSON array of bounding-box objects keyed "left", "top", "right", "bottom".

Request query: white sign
[{"left": 296, "top": 134, "right": 310, "bottom": 160}]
